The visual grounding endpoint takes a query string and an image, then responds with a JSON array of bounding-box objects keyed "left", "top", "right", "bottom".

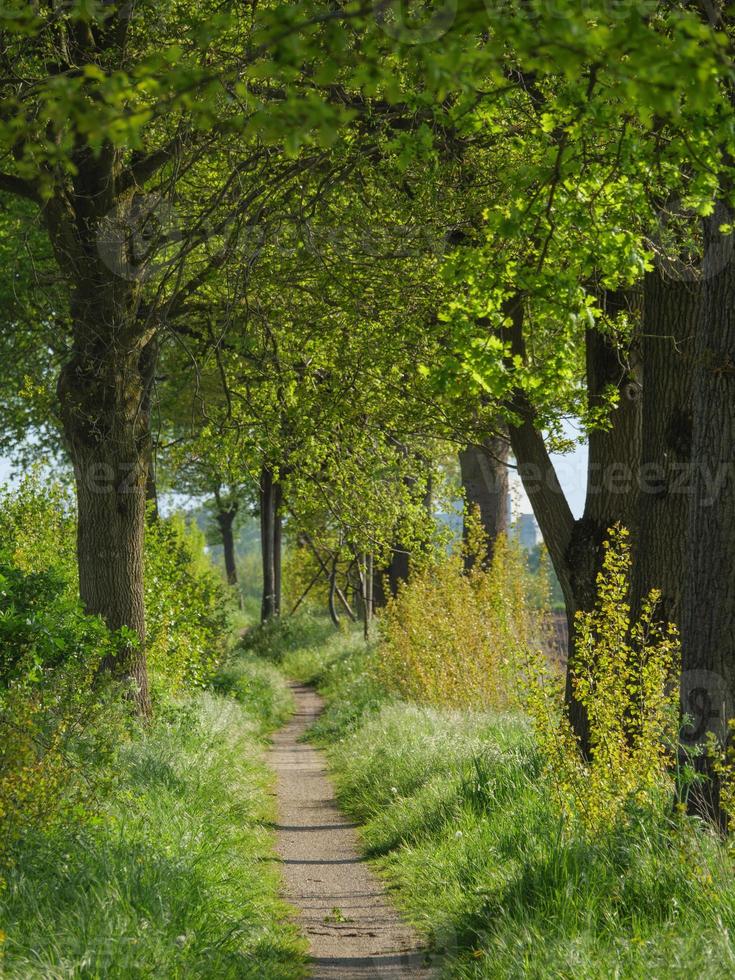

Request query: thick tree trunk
[
  {"left": 459, "top": 434, "right": 509, "bottom": 569},
  {"left": 633, "top": 271, "right": 698, "bottom": 621},
  {"left": 41, "top": 129, "right": 154, "bottom": 714},
  {"left": 563, "top": 311, "right": 642, "bottom": 748},
  {"left": 681, "top": 206, "right": 735, "bottom": 826},
  {"left": 58, "top": 330, "right": 153, "bottom": 715}
]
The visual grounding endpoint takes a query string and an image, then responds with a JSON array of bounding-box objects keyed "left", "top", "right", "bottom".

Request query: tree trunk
[
  {"left": 274, "top": 478, "right": 283, "bottom": 616},
  {"left": 145, "top": 467, "right": 160, "bottom": 522},
  {"left": 459, "top": 434, "right": 510, "bottom": 569},
  {"left": 681, "top": 205, "right": 735, "bottom": 827},
  {"left": 41, "top": 133, "right": 154, "bottom": 714},
  {"left": 328, "top": 555, "right": 341, "bottom": 628},
  {"left": 506, "top": 293, "right": 642, "bottom": 751},
  {"left": 373, "top": 446, "right": 430, "bottom": 607},
  {"left": 387, "top": 547, "right": 410, "bottom": 598},
  {"left": 140, "top": 335, "right": 159, "bottom": 524},
  {"left": 360, "top": 552, "right": 374, "bottom": 640},
  {"left": 217, "top": 508, "right": 239, "bottom": 588},
  {"left": 260, "top": 465, "right": 277, "bottom": 623},
  {"left": 372, "top": 564, "right": 389, "bottom": 608},
  {"left": 633, "top": 271, "right": 698, "bottom": 622},
  {"left": 57, "top": 329, "right": 153, "bottom": 715}
]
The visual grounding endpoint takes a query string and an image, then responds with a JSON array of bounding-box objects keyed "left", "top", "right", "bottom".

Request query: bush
[
  {"left": 145, "top": 514, "right": 233, "bottom": 696},
  {"left": 0, "top": 479, "right": 235, "bottom": 870},
  {"left": 377, "top": 514, "right": 543, "bottom": 709},
  {"left": 0, "top": 475, "right": 76, "bottom": 580},
  {"left": 0, "top": 558, "right": 126, "bottom": 867},
  {"left": 0, "top": 479, "right": 119, "bottom": 865},
  {"left": 322, "top": 693, "right": 735, "bottom": 980},
  {"left": 523, "top": 525, "right": 680, "bottom": 835}
]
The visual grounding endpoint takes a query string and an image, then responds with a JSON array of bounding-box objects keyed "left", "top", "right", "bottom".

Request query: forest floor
[{"left": 269, "top": 682, "right": 430, "bottom": 979}]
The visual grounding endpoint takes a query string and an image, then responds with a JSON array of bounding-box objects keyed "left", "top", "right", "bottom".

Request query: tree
[
  {"left": 0, "top": 1, "right": 333, "bottom": 707},
  {"left": 459, "top": 434, "right": 509, "bottom": 570},
  {"left": 681, "top": 206, "right": 735, "bottom": 824}
]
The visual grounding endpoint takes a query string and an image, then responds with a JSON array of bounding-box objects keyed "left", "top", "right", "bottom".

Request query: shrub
[
  {"left": 523, "top": 525, "right": 680, "bottom": 834},
  {"left": 0, "top": 475, "right": 76, "bottom": 579},
  {"left": 0, "top": 559, "right": 124, "bottom": 866},
  {"left": 0, "top": 479, "right": 234, "bottom": 868},
  {"left": 144, "top": 514, "right": 233, "bottom": 697},
  {"left": 377, "top": 511, "right": 543, "bottom": 709}
]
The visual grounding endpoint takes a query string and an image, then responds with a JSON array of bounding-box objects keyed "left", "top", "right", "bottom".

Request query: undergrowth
[
  {"left": 254, "top": 608, "right": 735, "bottom": 978},
  {"left": 0, "top": 651, "right": 306, "bottom": 979},
  {"left": 378, "top": 516, "right": 544, "bottom": 710}
]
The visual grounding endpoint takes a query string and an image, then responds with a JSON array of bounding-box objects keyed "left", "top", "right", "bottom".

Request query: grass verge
[
  {"left": 257, "top": 614, "right": 735, "bottom": 979},
  {"left": 0, "top": 651, "right": 307, "bottom": 980}
]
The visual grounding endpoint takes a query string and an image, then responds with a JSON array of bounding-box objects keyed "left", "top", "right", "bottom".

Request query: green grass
[
  {"left": 261, "top": 614, "right": 735, "bottom": 979},
  {"left": 0, "top": 652, "right": 307, "bottom": 980}
]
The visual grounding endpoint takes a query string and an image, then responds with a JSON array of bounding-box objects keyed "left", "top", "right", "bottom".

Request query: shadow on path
[{"left": 269, "top": 683, "right": 435, "bottom": 980}]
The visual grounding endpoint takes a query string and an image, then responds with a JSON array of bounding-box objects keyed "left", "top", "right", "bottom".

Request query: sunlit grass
[
  {"left": 267, "top": 615, "right": 735, "bottom": 979},
  {"left": 0, "top": 656, "right": 307, "bottom": 980}
]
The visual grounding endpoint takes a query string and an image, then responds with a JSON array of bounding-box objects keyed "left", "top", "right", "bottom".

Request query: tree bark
[
  {"left": 681, "top": 205, "right": 735, "bottom": 826},
  {"left": 633, "top": 270, "right": 698, "bottom": 621},
  {"left": 459, "top": 434, "right": 510, "bottom": 569},
  {"left": 274, "top": 478, "right": 283, "bottom": 616},
  {"left": 506, "top": 292, "right": 642, "bottom": 751},
  {"left": 216, "top": 507, "right": 239, "bottom": 588},
  {"left": 42, "top": 122, "right": 154, "bottom": 714},
  {"left": 260, "top": 465, "right": 277, "bottom": 623},
  {"left": 58, "top": 329, "right": 153, "bottom": 715}
]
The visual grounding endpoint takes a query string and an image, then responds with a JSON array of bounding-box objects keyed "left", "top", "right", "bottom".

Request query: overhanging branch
[{"left": 0, "top": 172, "right": 41, "bottom": 203}]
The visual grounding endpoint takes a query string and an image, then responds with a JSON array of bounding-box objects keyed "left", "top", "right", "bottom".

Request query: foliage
[
  {"left": 0, "top": 480, "right": 236, "bottom": 880},
  {"left": 0, "top": 479, "right": 124, "bottom": 866},
  {"left": 0, "top": 476, "right": 76, "bottom": 580},
  {"left": 144, "top": 513, "right": 234, "bottom": 697},
  {"left": 377, "top": 510, "right": 543, "bottom": 709},
  {"left": 523, "top": 526, "right": 680, "bottom": 835},
  {"left": 324, "top": 696, "right": 735, "bottom": 980},
  {"left": 212, "top": 648, "right": 295, "bottom": 732},
  {"left": 0, "top": 559, "right": 124, "bottom": 865}
]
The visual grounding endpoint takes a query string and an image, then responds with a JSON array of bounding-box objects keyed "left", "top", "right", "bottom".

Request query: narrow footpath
[{"left": 269, "top": 683, "right": 432, "bottom": 980}]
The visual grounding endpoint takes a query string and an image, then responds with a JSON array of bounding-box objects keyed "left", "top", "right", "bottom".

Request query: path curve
[{"left": 269, "top": 683, "right": 432, "bottom": 980}]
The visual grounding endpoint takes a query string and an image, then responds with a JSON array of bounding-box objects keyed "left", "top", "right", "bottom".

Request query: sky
[
  {"left": 0, "top": 439, "right": 589, "bottom": 520},
  {"left": 523, "top": 439, "right": 588, "bottom": 520}
]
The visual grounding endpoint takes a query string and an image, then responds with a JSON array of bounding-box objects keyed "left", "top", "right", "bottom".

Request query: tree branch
[
  {"left": 118, "top": 136, "right": 184, "bottom": 193},
  {"left": 0, "top": 172, "right": 40, "bottom": 203},
  {"left": 502, "top": 296, "right": 576, "bottom": 604}
]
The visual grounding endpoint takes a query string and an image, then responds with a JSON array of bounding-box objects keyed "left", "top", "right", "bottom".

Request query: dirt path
[{"left": 269, "top": 683, "right": 432, "bottom": 980}]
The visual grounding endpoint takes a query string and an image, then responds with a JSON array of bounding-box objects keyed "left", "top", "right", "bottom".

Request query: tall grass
[
  {"left": 253, "top": 612, "right": 735, "bottom": 978},
  {"left": 0, "top": 653, "right": 307, "bottom": 980}
]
